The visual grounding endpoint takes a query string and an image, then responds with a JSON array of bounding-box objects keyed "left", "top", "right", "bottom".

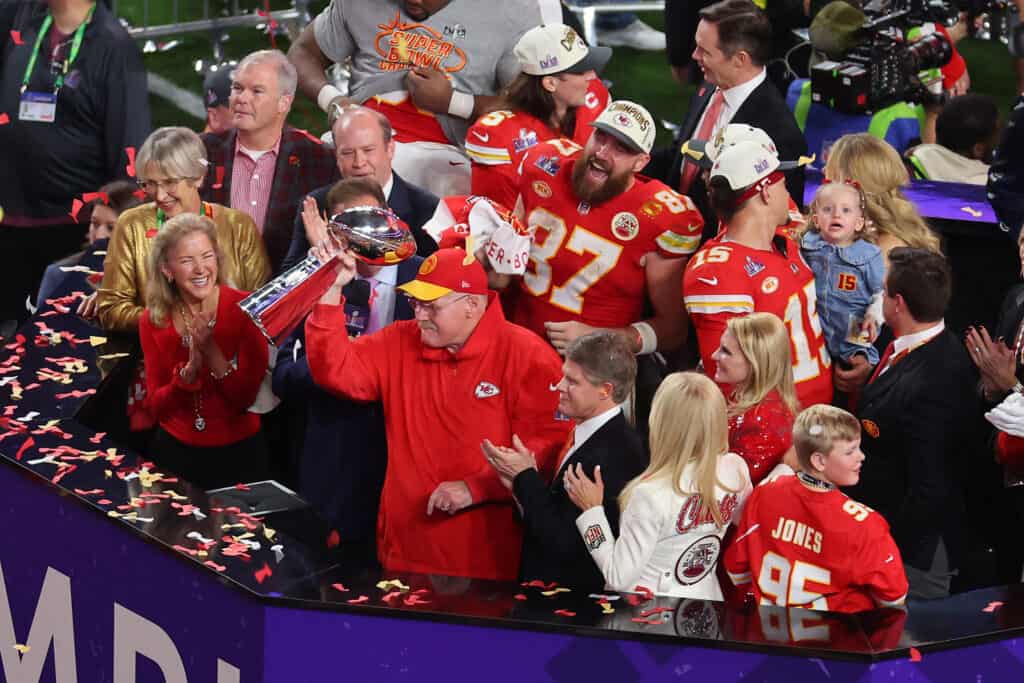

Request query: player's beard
[{"left": 571, "top": 153, "right": 631, "bottom": 205}]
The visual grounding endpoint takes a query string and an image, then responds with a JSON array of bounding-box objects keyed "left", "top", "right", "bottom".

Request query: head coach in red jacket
[{"left": 305, "top": 246, "right": 572, "bottom": 581}]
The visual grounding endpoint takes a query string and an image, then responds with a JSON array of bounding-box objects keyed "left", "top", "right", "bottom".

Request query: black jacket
[
  {"left": 514, "top": 412, "right": 647, "bottom": 591},
  {"left": 280, "top": 172, "right": 438, "bottom": 272},
  {"left": 847, "top": 328, "right": 980, "bottom": 571},
  {"left": 645, "top": 78, "right": 808, "bottom": 238}
]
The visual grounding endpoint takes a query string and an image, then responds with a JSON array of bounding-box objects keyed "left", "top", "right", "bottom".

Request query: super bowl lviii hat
[
  {"left": 515, "top": 24, "right": 612, "bottom": 76},
  {"left": 203, "top": 64, "right": 234, "bottom": 109},
  {"left": 683, "top": 123, "right": 813, "bottom": 171},
  {"left": 710, "top": 139, "right": 781, "bottom": 190},
  {"left": 397, "top": 248, "right": 489, "bottom": 302},
  {"left": 590, "top": 100, "right": 656, "bottom": 154}
]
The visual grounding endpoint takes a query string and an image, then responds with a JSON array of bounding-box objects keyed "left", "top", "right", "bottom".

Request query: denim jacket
[{"left": 800, "top": 231, "right": 885, "bottom": 363}]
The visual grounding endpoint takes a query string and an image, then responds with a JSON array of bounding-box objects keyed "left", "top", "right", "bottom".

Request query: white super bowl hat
[
  {"left": 514, "top": 24, "right": 612, "bottom": 77},
  {"left": 710, "top": 139, "right": 781, "bottom": 190}
]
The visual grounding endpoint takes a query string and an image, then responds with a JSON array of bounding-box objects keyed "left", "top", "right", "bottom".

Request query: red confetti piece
[
  {"left": 125, "top": 147, "right": 137, "bottom": 177},
  {"left": 212, "top": 166, "right": 225, "bottom": 189},
  {"left": 625, "top": 585, "right": 654, "bottom": 606},
  {"left": 403, "top": 594, "right": 431, "bottom": 606},
  {"left": 347, "top": 595, "right": 369, "bottom": 604},
  {"left": 97, "top": 499, "right": 111, "bottom": 505},
  {"left": 89, "top": 432, "right": 106, "bottom": 444},
  {"left": 254, "top": 562, "right": 273, "bottom": 584},
  {"left": 514, "top": 593, "right": 528, "bottom": 601},
  {"left": 235, "top": 482, "right": 251, "bottom": 491},
  {"left": 331, "top": 583, "right": 349, "bottom": 593},
  {"left": 909, "top": 647, "right": 922, "bottom": 662},
  {"left": 522, "top": 580, "right": 557, "bottom": 589},
  {"left": 82, "top": 191, "right": 109, "bottom": 205},
  {"left": 69, "top": 198, "right": 85, "bottom": 223},
  {"left": 381, "top": 590, "right": 405, "bottom": 605},
  {"left": 51, "top": 463, "right": 76, "bottom": 485},
  {"left": 133, "top": 189, "right": 147, "bottom": 200},
  {"left": 173, "top": 545, "right": 198, "bottom": 556},
  {"left": 0, "top": 113, "right": 8, "bottom": 126},
  {"left": 73, "top": 488, "right": 103, "bottom": 496},
  {"left": 10, "top": 30, "right": 24, "bottom": 45},
  {"left": 553, "top": 609, "right": 576, "bottom": 617},
  {"left": 326, "top": 530, "right": 341, "bottom": 548},
  {"left": 204, "top": 561, "right": 226, "bottom": 572},
  {"left": 55, "top": 389, "right": 96, "bottom": 399},
  {"left": 639, "top": 606, "right": 673, "bottom": 618},
  {"left": 630, "top": 617, "right": 663, "bottom": 625},
  {"left": 983, "top": 601, "right": 1004, "bottom": 613},
  {"left": 293, "top": 128, "right": 324, "bottom": 145},
  {"left": 14, "top": 436, "right": 34, "bottom": 461}
]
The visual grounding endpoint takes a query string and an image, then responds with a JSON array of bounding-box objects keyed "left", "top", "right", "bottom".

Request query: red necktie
[
  {"left": 679, "top": 89, "right": 725, "bottom": 194},
  {"left": 868, "top": 343, "right": 909, "bottom": 384},
  {"left": 556, "top": 426, "right": 576, "bottom": 473}
]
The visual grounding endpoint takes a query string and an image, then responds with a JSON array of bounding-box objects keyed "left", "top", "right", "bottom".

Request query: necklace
[
  {"left": 177, "top": 301, "right": 207, "bottom": 432},
  {"left": 797, "top": 471, "right": 835, "bottom": 491}
]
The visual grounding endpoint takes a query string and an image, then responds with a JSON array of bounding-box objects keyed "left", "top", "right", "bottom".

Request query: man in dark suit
[
  {"left": 200, "top": 49, "right": 339, "bottom": 274},
  {"left": 280, "top": 105, "right": 439, "bottom": 272},
  {"left": 482, "top": 332, "right": 648, "bottom": 591},
  {"left": 848, "top": 248, "right": 979, "bottom": 599},
  {"left": 272, "top": 179, "right": 420, "bottom": 560},
  {"left": 646, "top": 0, "right": 807, "bottom": 237}
]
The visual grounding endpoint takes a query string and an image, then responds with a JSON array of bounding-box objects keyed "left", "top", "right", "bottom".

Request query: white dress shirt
[
  {"left": 361, "top": 264, "right": 399, "bottom": 334},
  {"left": 880, "top": 320, "right": 945, "bottom": 376},
  {"left": 692, "top": 68, "right": 768, "bottom": 142},
  {"left": 558, "top": 404, "right": 622, "bottom": 475}
]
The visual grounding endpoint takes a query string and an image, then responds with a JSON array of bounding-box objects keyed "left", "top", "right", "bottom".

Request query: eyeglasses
[
  {"left": 404, "top": 294, "right": 470, "bottom": 316},
  {"left": 137, "top": 177, "right": 193, "bottom": 194}
]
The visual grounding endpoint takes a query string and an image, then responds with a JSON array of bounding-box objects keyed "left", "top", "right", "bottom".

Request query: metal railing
[
  {"left": 562, "top": 1, "right": 666, "bottom": 47},
  {"left": 110, "top": 0, "right": 312, "bottom": 41}
]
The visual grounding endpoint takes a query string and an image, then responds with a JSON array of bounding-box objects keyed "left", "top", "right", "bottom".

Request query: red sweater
[
  {"left": 139, "top": 285, "right": 268, "bottom": 447},
  {"left": 305, "top": 292, "right": 571, "bottom": 581}
]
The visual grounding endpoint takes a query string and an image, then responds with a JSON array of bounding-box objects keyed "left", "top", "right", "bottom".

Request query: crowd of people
[{"left": 3, "top": 0, "right": 1024, "bottom": 615}]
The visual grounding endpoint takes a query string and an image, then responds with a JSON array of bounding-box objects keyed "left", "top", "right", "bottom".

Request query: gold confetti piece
[
  {"left": 541, "top": 587, "right": 572, "bottom": 596},
  {"left": 13, "top": 644, "right": 29, "bottom": 654},
  {"left": 236, "top": 532, "right": 255, "bottom": 541},
  {"left": 164, "top": 489, "right": 188, "bottom": 501},
  {"left": 376, "top": 579, "right": 411, "bottom": 592},
  {"left": 98, "top": 352, "right": 130, "bottom": 360},
  {"left": 263, "top": 526, "right": 277, "bottom": 540},
  {"left": 42, "top": 418, "right": 60, "bottom": 429},
  {"left": 198, "top": 550, "right": 208, "bottom": 558},
  {"left": 960, "top": 206, "right": 983, "bottom": 218},
  {"left": 107, "top": 511, "right": 121, "bottom": 518},
  {"left": 600, "top": 603, "right": 615, "bottom": 615},
  {"left": 104, "top": 469, "right": 112, "bottom": 478},
  {"left": 89, "top": 335, "right": 108, "bottom": 347}
]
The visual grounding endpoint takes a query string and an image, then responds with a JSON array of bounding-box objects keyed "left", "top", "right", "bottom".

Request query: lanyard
[
  {"left": 21, "top": 4, "right": 95, "bottom": 95},
  {"left": 155, "top": 202, "right": 213, "bottom": 231}
]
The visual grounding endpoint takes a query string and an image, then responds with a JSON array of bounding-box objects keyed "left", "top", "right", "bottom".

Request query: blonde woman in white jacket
[{"left": 565, "top": 372, "right": 752, "bottom": 599}]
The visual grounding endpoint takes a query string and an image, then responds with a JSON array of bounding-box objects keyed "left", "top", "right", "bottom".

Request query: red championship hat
[{"left": 397, "top": 248, "right": 488, "bottom": 302}]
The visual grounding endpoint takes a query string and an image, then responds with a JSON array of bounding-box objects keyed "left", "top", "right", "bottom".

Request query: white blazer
[{"left": 575, "top": 452, "right": 752, "bottom": 600}]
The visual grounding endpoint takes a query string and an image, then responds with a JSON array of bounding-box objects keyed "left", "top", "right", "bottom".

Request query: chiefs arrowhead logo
[{"left": 474, "top": 381, "right": 500, "bottom": 399}]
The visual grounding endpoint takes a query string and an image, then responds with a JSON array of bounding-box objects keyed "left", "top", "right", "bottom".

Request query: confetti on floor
[
  {"left": 331, "top": 583, "right": 349, "bottom": 593},
  {"left": 553, "top": 609, "right": 576, "bottom": 617},
  {"left": 541, "top": 587, "right": 571, "bottom": 597},
  {"left": 514, "top": 594, "right": 527, "bottom": 601},
  {"left": 909, "top": 647, "right": 922, "bottom": 662},
  {"left": 983, "top": 601, "right": 1004, "bottom": 613},
  {"left": 13, "top": 644, "right": 29, "bottom": 654},
  {"left": 347, "top": 595, "right": 369, "bottom": 605}
]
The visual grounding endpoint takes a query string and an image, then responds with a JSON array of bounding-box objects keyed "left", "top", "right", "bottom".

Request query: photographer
[{"left": 789, "top": 0, "right": 970, "bottom": 161}]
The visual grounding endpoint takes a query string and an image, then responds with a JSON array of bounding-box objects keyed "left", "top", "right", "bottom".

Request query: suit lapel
[
  {"left": 552, "top": 413, "right": 623, "bottom": 489},
  {"left": 388, "top": 174, "right": 412, "bottom": 219},
  {"left": 678, "top": 82, "right": 715, "bottom": 143},
  {"left": 393, "top": 258, "right": 420, "bottom": 321},
  {"left": 267, "top": 126, "right": 295, "bottom": 224},
  {"left": 731, "top": 80, "right": 767, "bottom": 126}
]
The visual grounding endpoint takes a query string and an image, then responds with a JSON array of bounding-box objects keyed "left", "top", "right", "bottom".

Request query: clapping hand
[
  {"left": 481, "top": 435, "right": 537, "bottom": 490},
  {"left": 563, "top": 463, "right": 604, "bottom": 511},
  {"left": 426, "top": 481, "right": 473, "bottom": 516},
  {"left": 966, "top": 325, "right": 1017, "bottom": 396}
]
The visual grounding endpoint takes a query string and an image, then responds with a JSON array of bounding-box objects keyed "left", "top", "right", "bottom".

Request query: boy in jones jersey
[{"left": 723, "top": 404, "right": 908, "bottom": 613}]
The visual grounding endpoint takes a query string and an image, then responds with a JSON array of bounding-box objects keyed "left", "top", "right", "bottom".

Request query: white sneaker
[{"left": 597, "top": 18, "right": 666, "bottom": 51}]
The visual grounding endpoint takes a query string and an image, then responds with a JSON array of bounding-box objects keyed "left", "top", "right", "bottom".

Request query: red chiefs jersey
[
  {"left": 684, "top": 234, "right": 833, "bottom": 407},
  {"left": 465, "top": 80, "right": 610, "bottom": 208},
  {"left": 365, "top": 96, "right": 449, "bottom": 145},
  {"left": 512, "top": 139, "right": 703, "bottom": 337},
  {"left": 723, "top": 476, "right": 909, "bottom": 614}
]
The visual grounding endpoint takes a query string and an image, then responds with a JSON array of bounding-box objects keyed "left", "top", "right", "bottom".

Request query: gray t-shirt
[{"left": 313, "top": 0, "right": 541, "bottom": 147}]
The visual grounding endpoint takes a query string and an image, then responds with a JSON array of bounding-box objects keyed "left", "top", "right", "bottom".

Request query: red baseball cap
[{"left": 397, "top": 248, "right": 489, "bottom": 301}]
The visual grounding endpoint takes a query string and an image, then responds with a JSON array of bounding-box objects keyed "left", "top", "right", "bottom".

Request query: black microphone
[{"left": 345, "top": 278, "right": 372, "bottom": 308}]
